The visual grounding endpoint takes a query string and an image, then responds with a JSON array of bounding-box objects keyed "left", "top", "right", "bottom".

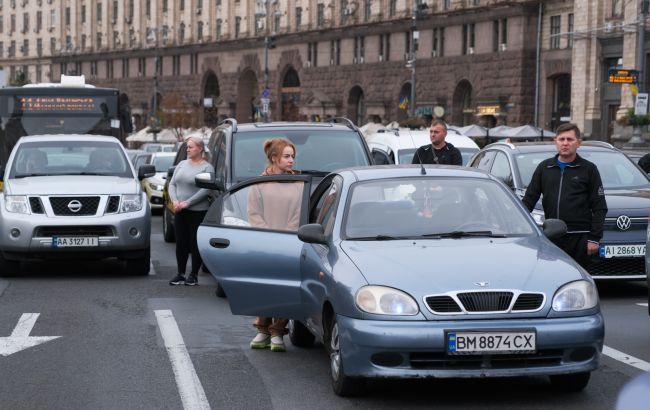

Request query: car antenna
[{"left": 406, "top": 127, "right": 426, "bottom": 175}]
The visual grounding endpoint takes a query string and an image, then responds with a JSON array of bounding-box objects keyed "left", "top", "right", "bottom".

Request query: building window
[
  {"left": 122, "top": 58, "right": 129, "bottom": 78},
  {"left": 22, "top": 39, "right": 28, "bottom": 56},
  {"left": 0, "top": 42, "right": 4, "bottom": 58},
  {"left": 97, "top": 3, "right": 102, "bottom": 22},
  {"left": 274, "top": 13, "right": 280, "bottom": 33},
  {"left": 179, "top": 23, "right": 185, "bottom": 44},
  {"left": 364, "top": 0, "right": 371, "bottom": 22},
  {"left": 500, "top": 18, "right": 507, "bottom": 46},
  {"left": 113, "top": 31, "right": 119, "bottom": 48},
  {"left": 91, "top": 61, "right": 98, "bottom": 77},
  {"left": 36, "top": 11, "right": 41, "bottom": 32},
  {"left": 340, "top": 0, "right": 348, "bottom": 25},
  {"left": 128, "top": 0, "right": 134, "bottom": 21},
  {"left": 216, "top": 19, "right": 222, "bottom": 40},
  {"left": 96, "top": 32, "right": 102, "bottom": 49},
  {"left": 36, "top": 65, "right": 42, "bottom": 83},
  {"left": 379, "top": 33, "right": 391, "bottom": 61},
  {"left": 146, "top": 0, "right": 151, "bottom": 18},
  {"left": 330, "top": 39, "right": 340, "bottom": 65},
  {"left": 405, "top": 30, "right": 410, "bottom": 60},
  {"left": 317, "top": 3, "right": 325, "bottom": 27},
  {"left": 255, "top": 14, "right": 263, "bottom": 35},
  {"left": 235, "top": 16, "right": 241, "bottom": 38},
  {"left": 308, "top": 41, "right": 318, "bottom": 67},
  {"left": 81, "top": 6, "right": 86, "bottom": 24},
  {"left": 567, "top": 13, "right": 574, "bottom": 48},
  {"left": 36, "top": 38, "right": 42, "bottom": 56},
  {"left": 50, "top": 37, "right": 55, "bottom": 54},
  {"left": 473, "top": 0, "right": 480, "bottom": 5},
  {"left": 173, "top": 55, "right": 180, "bottom": 76},
  {"left": 191, "top": 53, "right": 198, "bottom": 74},
  {"left": 550, "top": 15, "right": 561, "bottom": 49},
  {"left": 163, "top": 0, "right": 168, "bottom": 13},
  {"left": 162, "top": 25, "right": 169, "bottom": 44},
  {"left": 612, "top": 0, "right": 622, "bottom": 17},
  {"left": 180, "top": 0, "right": 185, "bottom": 11},
  {"left": 49, "top": 9, "right": 56, "bottom": 28},
  {"left": 112, "top": 1, "right": 118, "bottom": 23},
  {"left": 198, "top": 21, "right": 203, "bottom": 40},
  {"left": 354, "top": 36, "right": 364, "bottom": 63},
  {"left": 65, "top": 7, "right": 70, "bottom": 26},
  {"left": 11, "top": 14, "right": 15, "bottom": 33},
  {"left": 138, "top": 58, "right": 146, "bottom": 77},
  {"left": 462, "top": 24, "right": 475, "bottom": 54},
  {"left": 0, "top": 16, "right": 3, "bottom": 34},
  {"left": 440, "top": 27, "right": 445, "bottom": 57},
  {"left": 106, "top": 60, "right": 114, "bottom": 79},
  {"left": 81, "top": 34, "right": 86, "bottom": 50},
  {"left": 444, "top": 0, "right": 451, "bottom": 10},
  {"left": 23, "top": 12, "right": 29, "bottom": 33},
  {"left": 389, "top": 0, "right": 396, "bottom": 16},
  {"left": 296, "top": 7, "right": 301, "bottom": 30}
]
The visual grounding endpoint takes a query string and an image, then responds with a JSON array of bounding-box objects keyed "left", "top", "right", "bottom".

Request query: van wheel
[
  {"left": 0, "top": 252, "right": 20, "bottom": 277},
  {"left": 163, "top": 208, "right": 176, "bottom": 243},
  {"left": 288, "top": 320, "right": 315, "bottom": 347},
  {"left": 326, "top": 315, "right": 365, "bottom": 396},
  {"left": 549, "top": 372, "right": 591, "bottom": 392},
  {"left": 125, "top": 247, "right": 150, "bottom": 276}
]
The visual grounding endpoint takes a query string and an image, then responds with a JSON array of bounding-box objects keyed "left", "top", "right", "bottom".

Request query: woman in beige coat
[{"left": 248, "top": 138, "right": 303, "bottom": 352}]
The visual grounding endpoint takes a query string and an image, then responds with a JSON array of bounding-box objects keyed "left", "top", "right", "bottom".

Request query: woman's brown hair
[{"left": 263, "top": 138, "right": 296, "bottom": 167}]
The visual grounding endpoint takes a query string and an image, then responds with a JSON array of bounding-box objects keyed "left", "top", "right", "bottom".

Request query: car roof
[
  {"left": 366, "top": 128, "right": 480, "bottom": 151},
  {"left": 233, "top": 122, "right": 358, "bottom": 133},
  {"left": 337, "top": 164, "right": 494, "bottom": 182},
  {"left": 484, "top": 141, "right": 617, "bottom": 154},
  {"left": 18, "top": 135, "right": 120, "bottom": 143},
  {"left": 150, "top": 151, "right": 176, "bottom": 158}
]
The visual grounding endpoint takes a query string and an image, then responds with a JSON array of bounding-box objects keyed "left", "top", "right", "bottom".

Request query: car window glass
[
  {"left": 515, "top": 152, "right": 548, "bottom": 188},
  {"left": 476, "top": 150, "right": 496, "bottom": 171},
  {"left": 468, "top": 151, "right": 486, "bottom": 167},
  {"left": 215, "top": 133, "right": 227, "bottom": 177},
  {"left": 220, "top": 180, "right": 306, "bottom": 232},
  {"left": 313, "top": 178, "right": 342, "bottom": 234},
  {"left": 490, "top": 152, "right": 513, "bottom": 185},
  {"left": 152, "top": 155, "right": 175, "bottom": 172}
]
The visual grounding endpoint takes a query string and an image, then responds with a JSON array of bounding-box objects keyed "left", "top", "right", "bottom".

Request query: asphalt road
[{"left": 0, "top": 214, "right": 647, "bottom": 410}]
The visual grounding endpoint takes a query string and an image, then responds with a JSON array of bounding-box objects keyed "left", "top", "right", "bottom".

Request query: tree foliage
[{"left": 157, "top": 93, "right": 202, "bottom": 141}]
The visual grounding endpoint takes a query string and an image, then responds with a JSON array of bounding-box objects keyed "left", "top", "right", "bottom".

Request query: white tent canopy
[
  {"left": 126, "top": 126, "right": 178, "bottom": 143},
  {"left": 502, "top": 125, "right": 555, "bottom": 139},
  {"left": 486, "top": 125, "right": 513, "bottom": 138},
  {"left": 456, "top": 124, "right": 488, "bottom": 138}
]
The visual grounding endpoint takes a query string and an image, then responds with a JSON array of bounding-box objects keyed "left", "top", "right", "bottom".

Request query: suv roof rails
[
  {"left": 581, "top": 140, "right": 615, "bottom": 149},
  {"left": 328, "top": 117, "right": 356, "bottom": 130},
  {"left": 220, "top": 118, "right": 238, "bottom": 133}
]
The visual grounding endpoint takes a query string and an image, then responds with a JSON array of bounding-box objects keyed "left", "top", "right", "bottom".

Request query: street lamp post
[
  {"left": 147, "top": 29, "right": 160, "bottom": 142},
  {"left": 260, "top": 0, "right": 279, "bottom": 122},
  {"left": 408, "top": 2, "right": 418, "bottom": 118}
]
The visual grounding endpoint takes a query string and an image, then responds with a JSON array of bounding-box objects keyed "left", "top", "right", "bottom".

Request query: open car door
[{"left": 197, "top": 174, "right": 313, "bottom": 318}]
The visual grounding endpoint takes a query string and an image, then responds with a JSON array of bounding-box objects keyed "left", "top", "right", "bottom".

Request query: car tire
[
  {"left": 163, "top": 208, "right": 176, "bottom": 243},
  {"left": 288, "top": 320, "right": 315, "bottom": 348},
  {"left": 125, "top": 247, "right": 151, "bottom": 276},
  {"left": 326, "top": 315, "right": 365, "bottom": 396},
  {"left": 0, "top": 252, "right": 20, "bottom": 277},
  {"left": 215, "top": 282, "right": 226, "bottom": 298},
  {"left": 549, "top": 372, "right": 591, "bottom": 392}
]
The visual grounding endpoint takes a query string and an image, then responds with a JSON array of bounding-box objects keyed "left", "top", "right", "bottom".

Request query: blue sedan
[{"left": 197, "top": 165, "right": 604, "bottom": 396}]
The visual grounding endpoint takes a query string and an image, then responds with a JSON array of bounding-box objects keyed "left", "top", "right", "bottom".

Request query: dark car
[
  {"left": 162, "top": 118, "right": 377, "bottom": 244},
  {"left": 469, "top": 140, "right": 650, "bottom": 280}
]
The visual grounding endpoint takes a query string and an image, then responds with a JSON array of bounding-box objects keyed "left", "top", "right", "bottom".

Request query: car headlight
[
  {"left": 552, "top": 280, "right": 599, "bottom": 312},
  {"left": 355, "top": 285, "right": 419, "bottom": 315},
  {"left": 531, "top": 209, "right": 545, "bottom": 226},
  {"left": 5, "top": 195, "right": 29, "bottom": 214},
  {"left": 121, "top": 194, "right": 143, "bottom": 213},
  {"left": 148, "top": 182, "right": 164, "bottom": 191}
]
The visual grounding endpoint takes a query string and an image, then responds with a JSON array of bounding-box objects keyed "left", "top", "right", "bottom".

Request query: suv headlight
[
  {"left": 552, "top": 280, "right": 598, "bottom": 312},
  {"left": 148, "top": 182, "right": 164, "bottom": 191},
  {"left": 5, "top": 195, "right": 29, "bottom": 214},
  {"left": 121, "top": 194, "right": 143, "bottom": 213},
  {"left": 531, "top": 209, "right": 545, "bottom": 226},
  {"left": 355, "top": 285, "right": 419, "bottom": 315}
]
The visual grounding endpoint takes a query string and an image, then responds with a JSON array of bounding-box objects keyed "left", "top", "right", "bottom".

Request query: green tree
[{"left": 10, "top": 70, "right": 30, "bottom": 86}]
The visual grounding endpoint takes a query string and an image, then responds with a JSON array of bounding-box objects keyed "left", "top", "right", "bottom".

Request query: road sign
[
  {"left": 635, "top": 93, "right": 649, "bottom": 115},
  {"left": 0, "top": 313, "right": 61, "bottom": 356},
  {"left": 261, "top": 97, "right": 270, "bottom": 114},
  {"left": 608, "top": 68, "right": 639, "bottom": 84},
  {"left": 261, "top": 88, "right": 270, "bottom": 98}
]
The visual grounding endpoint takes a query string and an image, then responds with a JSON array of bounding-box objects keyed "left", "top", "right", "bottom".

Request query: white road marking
[
  {"left": 637, "top": 303, "right": 648, "bottom": 307},
  {"left": 154, "top": 310, "right": 210, "bottom": 410},
  {"left": 0, "top": 313, "right": 61, "bottom": 357},
  {"left": 603, "top": 345, "right": 650, "bottom": 372}
]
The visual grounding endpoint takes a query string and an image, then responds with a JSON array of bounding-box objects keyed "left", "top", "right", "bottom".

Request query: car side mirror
[
  {"left": 372, "top": 149, "right": 393, "bottom": 165},
  {"left": 167, "top": 166, "right": 176, "bottom": 179},
  {"left": 138, "top": 164, "right": 156, "bottom": 180},
  {"left": 298, "top": 224, "right": 327, "bottom": 245},
  {"left": 195, "top": 171, "right": 225, "bottom": 191},
  {"left": 542, "top": 218, "right": 567, "bottom": 240}
]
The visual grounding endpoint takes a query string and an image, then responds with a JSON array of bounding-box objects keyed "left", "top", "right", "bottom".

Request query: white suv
[{"left": 0, "top": 135, "right": 155, "bottom": 275}]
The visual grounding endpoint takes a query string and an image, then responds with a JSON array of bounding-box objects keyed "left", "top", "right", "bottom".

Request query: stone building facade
[{"left": 0, "top": 0, "right": 647, "bottom": 142}]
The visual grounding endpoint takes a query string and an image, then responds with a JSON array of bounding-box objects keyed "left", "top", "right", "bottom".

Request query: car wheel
[
  {"left": 288, "top": 320, "right": 315, "bottom": 348},
  {"left": 125, "top": 247, "right": 151, "bottom": 276},
  {"left": 215, "top": 282, "right": 226, "bottom": 298},
  {"left": 0, "top": 252, "right": 20, "bottom": 277},
  {"left": 163, "top": 208, "right": 176, "bottom": 243},
  {"left": 549, "top": 372, "right": 591, "bottom": 392},
  {"left": 326, "top": 315, "right": 365, "bottom": 396}
]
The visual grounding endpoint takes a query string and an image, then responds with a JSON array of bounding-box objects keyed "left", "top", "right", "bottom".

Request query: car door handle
[{"left": 209, "top": 238, "right": 230, "bottom": 248}]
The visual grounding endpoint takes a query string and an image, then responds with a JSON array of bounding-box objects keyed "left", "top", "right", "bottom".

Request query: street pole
[
  {"left": 409, "top": 2, "right": 417, "bottom": 119},
  {"left": 262, "top": 0, "right": 270, "bottom": 123},
  {"left": 625, "top": 0, "right": 649, "bottom": 148},
  {"left": 152, "top": 32, "right": 159, "bottom": 142}
]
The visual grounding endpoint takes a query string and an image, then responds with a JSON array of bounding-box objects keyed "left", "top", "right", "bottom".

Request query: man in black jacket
[
  {"left": 411, "top": 120, "right": 462, "bottom": 165},
  {"left": 522, "top": 123, "right": 607, "bottom": 268}
]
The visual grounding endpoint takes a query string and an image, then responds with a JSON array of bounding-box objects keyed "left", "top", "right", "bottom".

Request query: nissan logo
[
  {"left": 67, "top": 200, "right": 82, "bottom": 213},
  {"left": 616, "top": 215, "right": 632, "bottom": 231}
]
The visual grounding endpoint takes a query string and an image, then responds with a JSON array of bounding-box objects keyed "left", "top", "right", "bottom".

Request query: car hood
[
  {"left": 604, "top": 188, "right": 650, "bottom": 213},
  {"left": 145, "top": 173, "right": 166, "bottom": 185},
  {"left": 340, "top": 236, "right": 584, "bottom": 295},
  {"left": 6, "top": 176, "right": 140, "bottom": 195}
]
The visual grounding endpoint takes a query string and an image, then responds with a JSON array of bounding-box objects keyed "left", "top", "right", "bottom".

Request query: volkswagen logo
[
  {"left": 67, "top": 200, "right": 82, "bottom": 213},
  {"left": 616, "top": 215, "right": 632, "bottom": 231}
]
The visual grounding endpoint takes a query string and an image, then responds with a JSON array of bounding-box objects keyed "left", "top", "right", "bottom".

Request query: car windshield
[
  {"left": 344, "top": 177, "right": 535, "bottom": 239},
  {"left": 9, "top": 140, "right": 133, "bottom": 178},
  {"left": 152, "top": 155, "right": 175, "bottom": 172},
  {"left": 398, "top": 147, "right": 478, "bottom": 165},
  {"left": 516, "top": 150, "right": 650, "bottom": 189},
  {"left": 232, "top": 130, "right": 369, "bottom": 181}
]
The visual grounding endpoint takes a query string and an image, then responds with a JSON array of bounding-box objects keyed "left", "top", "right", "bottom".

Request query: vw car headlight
[
  {"left": 552, "top": 280, "right": 598, "bottom": 312},
  {"left": 531, "top": 209, "right": 545, "bottom": 226},
  {"left": 5, "top": 195, "right": 29, "bottom": 214},
  {"left": 121, "top": 194, "right": 143, "bottom": 213},
  {"left": 148, "top": 182, "right": 164, "bottom": 191},
  {"left": 355, "top": 285, "right": 419, "bottom": 315}
]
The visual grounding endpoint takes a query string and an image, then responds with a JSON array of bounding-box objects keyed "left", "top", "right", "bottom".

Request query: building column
[{"left": 617, "top": 0, "right": 644, "bottom": 120}]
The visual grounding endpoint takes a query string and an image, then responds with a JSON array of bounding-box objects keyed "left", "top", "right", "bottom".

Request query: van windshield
[{"left": 232, "top": 130, "right": 370, "bottom": 181}]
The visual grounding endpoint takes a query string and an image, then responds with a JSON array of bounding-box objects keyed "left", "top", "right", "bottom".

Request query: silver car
[
  {"left": 197, "top": 165, "right": 604, "bottom": 396},
  {"left": 0, "top": 135, "right": 155, "bottom": 275}
]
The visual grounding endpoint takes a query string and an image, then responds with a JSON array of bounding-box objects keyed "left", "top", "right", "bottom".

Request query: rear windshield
[
  {"left": 232, "top": 130, "right": 370, "bottom": 181},
  {"left": 398, "top": 147, "right": 478, "bottom": 165}
]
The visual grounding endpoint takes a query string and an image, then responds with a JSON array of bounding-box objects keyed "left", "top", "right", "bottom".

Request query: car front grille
[
  {"left": 29, "top": 197, "right": 44, "bottom": 214},
  {"left": 36, "top": 226, "right": 114, "bottom": 237},
  {"left": 105, "top": 195, "right": 120, "bottom": 214},
  {"left": 588, "top": 258, "right": 645, "bottom": 276},
  {"left": 410, "top": 349, "right": 564, "bottom": 370},
  {"left": 49, "top": 197, "right": 100, "bottom": 216},
  {"left": 425, "top": 292, "right": 545, "bottom": 314}
]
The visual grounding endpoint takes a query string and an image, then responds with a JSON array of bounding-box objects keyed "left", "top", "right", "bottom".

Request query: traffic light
[{"left": 267, "top": 36, "right": 276, "bottom": 49}]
